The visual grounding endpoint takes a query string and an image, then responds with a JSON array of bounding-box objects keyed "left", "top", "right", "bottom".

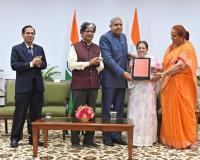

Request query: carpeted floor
[{"left": 0, "top": 121, "right": 200, "bottom": 160}]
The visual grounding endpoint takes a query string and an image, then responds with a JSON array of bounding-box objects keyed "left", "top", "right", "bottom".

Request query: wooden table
[{"left": 32, "top": 117, "right": 134, "bottom": 159}]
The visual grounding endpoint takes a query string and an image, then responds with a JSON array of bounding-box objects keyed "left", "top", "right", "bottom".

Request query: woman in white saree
[{"left": 128, "top": 41, "right": 161, "bottom": 147}]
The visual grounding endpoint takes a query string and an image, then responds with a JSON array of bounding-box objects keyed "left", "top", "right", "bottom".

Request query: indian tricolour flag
[
  {"left": 129, "top": 8, "right": 141, "bottom": 53},
  {"left": 66, "top": 10, "right": 79, "bottom": 114},
  {"left": 131, "top": 8, "right": 140, "bottom": 47}
]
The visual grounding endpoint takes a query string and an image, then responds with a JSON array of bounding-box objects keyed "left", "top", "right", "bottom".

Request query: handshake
[{"left": 89, "top": 57, "right": 103, "bottom": 67}]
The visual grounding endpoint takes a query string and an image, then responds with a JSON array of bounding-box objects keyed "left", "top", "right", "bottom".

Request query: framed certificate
[{"left": 132, "top": 58, "right": 151, "bottom": 80}]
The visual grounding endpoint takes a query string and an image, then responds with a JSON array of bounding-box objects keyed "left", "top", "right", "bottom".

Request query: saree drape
[{"left": 160, "top": 41, "right": 198, "bottom": 149}]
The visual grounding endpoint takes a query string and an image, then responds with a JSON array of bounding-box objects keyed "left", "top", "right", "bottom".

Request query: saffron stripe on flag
[{"left": 131, "top": 8, "right": 140, "bottom": 47}]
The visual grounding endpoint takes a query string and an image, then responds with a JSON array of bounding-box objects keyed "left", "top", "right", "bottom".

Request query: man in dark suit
[
  {"left": 10, "top": 25, "right": 47, "bottom": 148},
  {"left": 99, "top": 17, "right": 132, "bottom": 146}
]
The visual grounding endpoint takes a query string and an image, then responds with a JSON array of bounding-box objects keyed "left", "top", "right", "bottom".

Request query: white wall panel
[{"left": 0, "top": 0, "right": 199, "bottom": 79}]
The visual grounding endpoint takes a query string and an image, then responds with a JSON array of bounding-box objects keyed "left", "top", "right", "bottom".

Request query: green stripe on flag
[
  {"left": 65, "top": 69, "right": 72, "bottom": 80},
  {"left": 65, "top": 69, "right": 73, "bottom": 114},
  {"left": 68, "top": 91, "right": 73, "bottom": 114}
]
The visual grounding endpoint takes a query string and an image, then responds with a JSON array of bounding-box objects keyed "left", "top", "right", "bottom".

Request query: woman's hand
[{"left": 151, "top": 72, "right": 163, "bottom": 81}]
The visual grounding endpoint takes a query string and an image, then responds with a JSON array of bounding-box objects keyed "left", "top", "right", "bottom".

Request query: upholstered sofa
[
  {"left": 0, "top": 79, "right": 15, "bottom": 133},
  {"left": 42, "top": 80, "right": 70, "bottom": 117},
  {"left": 0, "top": 79, "right": 163, "bottom": 139},
  {"left": 95, "top": 89, "right": 128, "bottom": 118},
  {"left": 0, "top": 79, "right": 70, "bottom": 133}
]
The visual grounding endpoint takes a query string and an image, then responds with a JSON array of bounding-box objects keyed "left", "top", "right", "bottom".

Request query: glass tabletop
[{"left": 39, "top": 117, "right": 132, "bottom": 124}]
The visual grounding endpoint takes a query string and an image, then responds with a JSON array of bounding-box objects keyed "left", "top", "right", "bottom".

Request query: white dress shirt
[{"left": 68, "top": 45, "right": 104, "bottom": 73}]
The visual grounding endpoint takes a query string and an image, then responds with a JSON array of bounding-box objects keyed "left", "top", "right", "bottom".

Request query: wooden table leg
[
  {"left": 128, "top": 126, "right": 133, "bottom": 160},
  {"left": 32, "top": 126, "right": 38, "bottom": 157},
  {"left": 43, "top": 130, "right": 48, "bottom": 148}
]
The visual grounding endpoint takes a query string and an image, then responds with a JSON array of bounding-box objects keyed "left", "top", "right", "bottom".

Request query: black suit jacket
[{"left": 11, "top": 42, "right": 47, "bottom": 93}]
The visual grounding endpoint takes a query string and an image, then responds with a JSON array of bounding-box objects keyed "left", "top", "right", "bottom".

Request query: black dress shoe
[
  {"left": 72, "top": 143, "right": 82, "bottom": 148},
  {"left": 103, "top": 140, "right": 115, "bottom": 146},
  {"left": 82, "top": 142, "right": 99, "bottom": 148},
  {"left": 29, "top": 139, "right": 44, "bottom": 146},
  {"left": 112, "top": 139, "right": 127, "bottom": 145},
  {"left": 10, "top": 139, "right": 18, "bottom": 148}
]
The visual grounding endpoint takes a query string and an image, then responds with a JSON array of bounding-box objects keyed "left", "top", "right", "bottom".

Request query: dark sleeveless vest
[{"left": 71, "top": 41, "right": 101, "bottom": 89}]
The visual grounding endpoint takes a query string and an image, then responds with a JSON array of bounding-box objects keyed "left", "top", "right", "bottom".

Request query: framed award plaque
[{"left": 132, "top": 58, "right": 151, "bottom": 80}]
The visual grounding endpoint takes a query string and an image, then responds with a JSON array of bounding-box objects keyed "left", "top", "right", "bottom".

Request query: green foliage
[
  {"left": 198, "top": 75, "right": 200, "bottom": 81},
  {"left": 42, "top": 66, "right": 61, "bottom": 81},
  {"left": 198, "top": 75, "right": 200, "bottom": 86},
  {"left": 198, "top": 67, "right": 200, "bottom": 86}
]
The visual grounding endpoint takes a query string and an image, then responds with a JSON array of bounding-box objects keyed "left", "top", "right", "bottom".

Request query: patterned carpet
[{"left": 0, "top": 121, "right": 200, "bottom": 160}]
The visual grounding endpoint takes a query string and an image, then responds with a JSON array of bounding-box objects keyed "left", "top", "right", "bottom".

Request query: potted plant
[{"left": 42, "top": 65, "right": 61, "bottom": 81}]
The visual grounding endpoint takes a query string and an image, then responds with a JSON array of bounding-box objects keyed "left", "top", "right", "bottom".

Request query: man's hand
[
  {"left": 122, "top": 72, "right": 132, "bottom": 81},
  {"left": 89, "top": 57, "right": 102, "bottom": 66},
  {"left": 32, "top": 56, "right": 43, "bottom": 67},
  {"left": 128, "top": 53, "right": 137, "bottom": 59}
]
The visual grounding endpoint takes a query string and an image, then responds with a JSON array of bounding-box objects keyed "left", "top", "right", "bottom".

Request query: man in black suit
[{"left": 10, "top": 25, "right": 47, "bottom": 148}]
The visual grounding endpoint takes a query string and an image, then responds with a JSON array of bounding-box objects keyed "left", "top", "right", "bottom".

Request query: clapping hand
[
  {"left": 89, "top": 57, "right": 102, "bottom": 66},
  {"left": 32, "top": 56, "right": 43, "bottom": 67}
]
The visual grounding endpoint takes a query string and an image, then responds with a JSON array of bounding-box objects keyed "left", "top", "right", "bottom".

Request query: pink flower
[
  {"left": 81, "top": 114, "right": 87, "bottom": 119},
  {"left": 75, "top": 105, "right": 95, "bottom": 120},
  {"left": 90, "top": 113, "right": 94, "bottom": 118}
]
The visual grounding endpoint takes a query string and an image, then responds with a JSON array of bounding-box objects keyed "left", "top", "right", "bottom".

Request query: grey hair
[
  {"left": 110, "top": 16, "right": 122, "bottom": 26},
  {"left": 80, "top": 22, "right": 96, "bottom": 33}
]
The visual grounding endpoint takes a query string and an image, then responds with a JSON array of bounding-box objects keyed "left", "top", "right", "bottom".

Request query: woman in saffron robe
[{"left": 155, "top": 25, "right": 198, "bottom": 149}]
